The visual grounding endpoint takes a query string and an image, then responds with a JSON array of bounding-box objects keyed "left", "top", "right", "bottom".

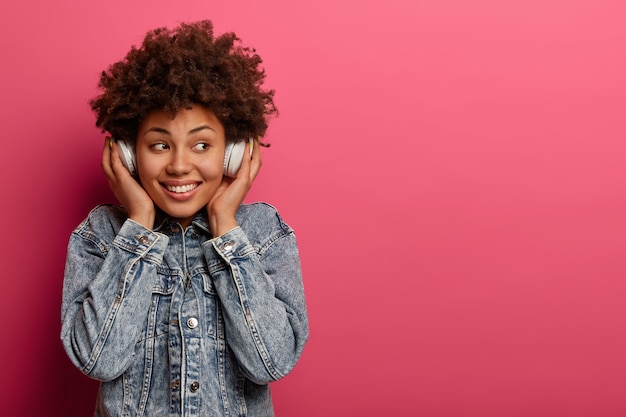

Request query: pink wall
[{"left": 2, "top": 1, "right": 625, "bottom": 416}]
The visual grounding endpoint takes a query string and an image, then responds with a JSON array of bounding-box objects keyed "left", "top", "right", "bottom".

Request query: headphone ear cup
[
  {"left": 117, "top": 139, "right": 137, "bottom": 177},
  {"left": 223, "top": 142, "right": 236, "bottom": 177},
  {"left": 223, "top": 140, "right": 249, "bottom": 177}
]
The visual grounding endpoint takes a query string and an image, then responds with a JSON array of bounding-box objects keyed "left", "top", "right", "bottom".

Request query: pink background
[{"left": 2, "top": 1, "right": 625, "bottom": 416}]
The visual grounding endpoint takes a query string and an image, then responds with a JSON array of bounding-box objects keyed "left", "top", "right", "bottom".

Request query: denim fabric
[{"left": 61, "top": 202, "right": 308, "bottom": 417}]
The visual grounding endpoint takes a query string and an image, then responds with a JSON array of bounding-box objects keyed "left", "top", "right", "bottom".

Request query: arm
[
  {"left": 203, "top": 210, "right": 309, "bottom": 384},
  {"left": 60, "top": 207, "right": 169, "bottom": 381}
]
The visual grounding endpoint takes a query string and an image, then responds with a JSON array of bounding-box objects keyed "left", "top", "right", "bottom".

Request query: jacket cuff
[
  {"left": 204, "top": 226, "right": 255, "bottom": 263},
  {"left": 112, "top": 218, "right": 169, "bottom": 263}
]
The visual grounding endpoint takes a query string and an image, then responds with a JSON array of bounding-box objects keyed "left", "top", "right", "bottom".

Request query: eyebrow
[{"left": 142, "top": 125, "right": 217, "bottom": 136}]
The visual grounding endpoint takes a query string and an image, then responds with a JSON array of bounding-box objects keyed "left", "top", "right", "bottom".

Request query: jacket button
[
  {"left": 221, "top": 241, "right": 235, "bottom": 252},
  {"left": 134, "top": 235, "right": 150, "bottom": 245},
  {"left": 190, "top": 381, "right": 200, "bottom": 392},
  {"left": 187, "top": 317, "right": 198, "bottom": 329}
]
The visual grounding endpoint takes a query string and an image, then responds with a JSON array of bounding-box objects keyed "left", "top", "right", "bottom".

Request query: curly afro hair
[{"left": 90, "top": 20, "right": 277, "bottom": 144}]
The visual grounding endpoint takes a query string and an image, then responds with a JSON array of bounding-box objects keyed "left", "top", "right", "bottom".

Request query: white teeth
[{"left": 166, "top": 184, "right": 198, "bottom": 193}]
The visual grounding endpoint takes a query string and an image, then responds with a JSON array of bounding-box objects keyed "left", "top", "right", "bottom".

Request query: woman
[{"left": 61, "top": 20, "right": 308, "bottom": 416}]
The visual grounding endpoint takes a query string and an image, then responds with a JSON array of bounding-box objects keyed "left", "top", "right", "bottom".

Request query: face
[{"left": 136, "top": 105, "right": 226, "bottom": 228}]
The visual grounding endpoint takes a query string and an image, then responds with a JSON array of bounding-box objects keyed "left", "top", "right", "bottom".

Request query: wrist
[
  {"left": 129, "top": 209, "right": 155, "bottom": 230},
  {"left": 210, "top": 215, "right": 237, "bottom": 237}
]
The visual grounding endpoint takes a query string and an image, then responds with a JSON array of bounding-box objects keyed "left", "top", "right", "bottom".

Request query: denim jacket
[{"left": 61, "top": 202, "right": 308, "bottom": 417}]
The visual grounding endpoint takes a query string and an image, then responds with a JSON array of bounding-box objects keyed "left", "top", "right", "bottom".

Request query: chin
[{"left": 157, "top": 202, "right": 203, "bottom": 221}]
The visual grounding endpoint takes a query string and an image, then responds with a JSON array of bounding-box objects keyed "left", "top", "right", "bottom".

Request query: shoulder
[
  {"left": 235, "top": 202, "right": 295, "bottom": 243},
  {"left": 236, "top": 202, "right": 292, "bottom": 230},
  {"left": 73, "top": 204, "right": 128, "bottom": 242}
]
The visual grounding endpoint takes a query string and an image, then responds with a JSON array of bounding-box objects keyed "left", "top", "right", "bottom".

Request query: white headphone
[{"left": 223, "top": 138, "right": 254, "bottom": 177}]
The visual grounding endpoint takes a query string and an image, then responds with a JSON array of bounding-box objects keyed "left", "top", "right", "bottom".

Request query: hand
[
  {"left": 207, "top": 138, "right": 262, "bottom": 237},
  {"left": 101, "top": 137, "right": 156, "bottom": 229}
]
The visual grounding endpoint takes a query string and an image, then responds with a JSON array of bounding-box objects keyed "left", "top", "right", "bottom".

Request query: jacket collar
[{"left": 153, "top": 210, "right": 212, "bottom": 236}]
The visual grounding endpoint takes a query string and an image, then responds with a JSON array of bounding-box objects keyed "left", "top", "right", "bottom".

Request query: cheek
[
  {"left": 135, "top": 157, "right": 162, "bottom": 185},
  {"left": 136, "top": 161, "right": 155, "bottom": 180},
  {"left": 199, "top": 155, "right": 225, "bottom": 177}
]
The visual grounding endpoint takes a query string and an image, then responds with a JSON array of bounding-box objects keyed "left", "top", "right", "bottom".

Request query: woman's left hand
[{"left": 207, "top": 138, "right": 261, "bottom": 237}]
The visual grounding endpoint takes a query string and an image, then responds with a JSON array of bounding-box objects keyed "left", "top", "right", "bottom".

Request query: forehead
[{"left": 139, "top": 106, "right": 224, "bottom": 134}]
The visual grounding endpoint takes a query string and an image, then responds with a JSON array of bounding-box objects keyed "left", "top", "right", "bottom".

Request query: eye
[
  {"left": 193, "top": 142, "right": 209, "bottom": 151},
  {"left": 151, "top": 143, "right": 169, "bottom": 151}
]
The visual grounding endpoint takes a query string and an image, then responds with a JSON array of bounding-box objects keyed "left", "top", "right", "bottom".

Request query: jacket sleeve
[
  {"left": 202, "top": 206, "right": 309, "bottom": 384},
  {"left": 60, "top": 206, "right": 169, "bottom": 381}
]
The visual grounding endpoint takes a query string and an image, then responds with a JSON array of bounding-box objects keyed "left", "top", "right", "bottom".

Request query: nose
[{"left": 166, "top": 149, "right": 192, "bottom": 175}]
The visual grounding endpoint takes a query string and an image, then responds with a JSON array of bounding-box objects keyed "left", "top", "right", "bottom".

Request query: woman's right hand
[{"left": 101, "top": 137, "right": 156, "bottom": 229}]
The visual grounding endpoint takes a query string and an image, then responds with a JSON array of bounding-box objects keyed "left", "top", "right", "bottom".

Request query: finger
[
  {"left": 101, "top": 137, "right": 115, "bottom": 179},
  {"left": 249, "top": 137, "right": 262, "bottom": 179},
  {"left": 208, "top": 176, "right": 233, "bottom": 206}
]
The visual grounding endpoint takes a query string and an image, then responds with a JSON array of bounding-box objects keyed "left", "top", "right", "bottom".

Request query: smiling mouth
[{"left": 164, "top": 183, "right": 199, "bottom": 193}]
